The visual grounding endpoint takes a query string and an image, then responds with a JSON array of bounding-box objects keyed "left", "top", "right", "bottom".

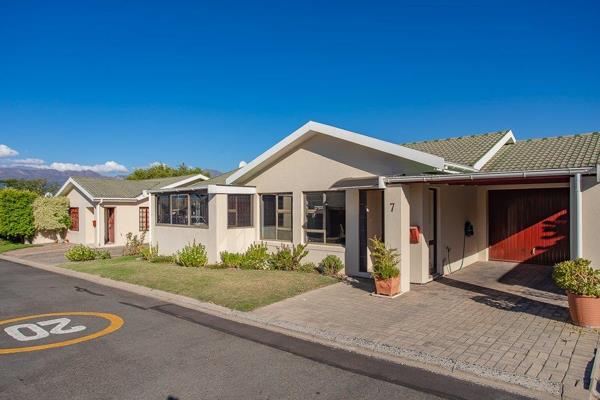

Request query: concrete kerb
[{"left": 0, "top": 254, "right": 560, "bottom": 399}]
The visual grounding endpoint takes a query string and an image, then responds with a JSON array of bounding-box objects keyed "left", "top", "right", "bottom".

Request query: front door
[
  {"left": 105, "top": 208, "right": 115, "bottom": 244},
  {"left": 359, "top": 190, "right": 384, "bottom": 273},
  {"left": 427, "top": 188, "right": 438, "bottom": 275},
  {"left": 488, "top": 188, "right": 570, "bottom": 265}
]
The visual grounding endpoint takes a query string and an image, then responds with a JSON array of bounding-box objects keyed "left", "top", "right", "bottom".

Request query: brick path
[{"left": 252, "top": 262, "right": 599, "bottom": 399}]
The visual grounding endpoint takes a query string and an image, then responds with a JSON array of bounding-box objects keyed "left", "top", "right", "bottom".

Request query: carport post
[{"left": 570, "top": 173, "right": 583, "bottom": 259}]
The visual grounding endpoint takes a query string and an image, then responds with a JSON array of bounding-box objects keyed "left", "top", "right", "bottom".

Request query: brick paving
[{"left": 252, "top": 261, "right": 600, "bottom": 398}]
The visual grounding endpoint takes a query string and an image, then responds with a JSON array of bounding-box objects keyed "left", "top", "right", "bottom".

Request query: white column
[
  {"left": 570, "top": 174, "right": 583, "bottom": 259},
  {"left": 384, "top": 185, "right": 411, "bottom": 293}
]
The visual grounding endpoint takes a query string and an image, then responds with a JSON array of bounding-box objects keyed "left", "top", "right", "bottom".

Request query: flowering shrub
[
  {"left": 553, "top": 259, "right": 600, "bottom": 297},
  {"left": 65, "top": 245, "right": 111, "bottom": 261},
  {"left": 175, "top": 241, "right": 208, "bottom": 268}
]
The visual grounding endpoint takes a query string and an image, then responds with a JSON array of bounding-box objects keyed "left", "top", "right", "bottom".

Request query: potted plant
[
  {"left": 369, "top": 237, "right": 400, "bottom": 296},
  {"left": 553, "top": 258, "right": 600, "bottom": 327}
]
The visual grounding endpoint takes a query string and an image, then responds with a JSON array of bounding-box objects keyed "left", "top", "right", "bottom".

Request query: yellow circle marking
[{"left": 0, "top": 312, "right": 124, "bottom": 355}]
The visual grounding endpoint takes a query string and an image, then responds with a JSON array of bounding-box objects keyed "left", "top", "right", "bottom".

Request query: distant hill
[
  {"left": 0, "top": 167, "right": 103, "bottom": 184},
  {"left": 205, "top": 169, "right": 222, "bottom": 178}
]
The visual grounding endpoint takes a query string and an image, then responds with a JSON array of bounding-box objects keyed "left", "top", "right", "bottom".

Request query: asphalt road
[{"left": 0, "top": 259, "right": 529, "bottom": 400}]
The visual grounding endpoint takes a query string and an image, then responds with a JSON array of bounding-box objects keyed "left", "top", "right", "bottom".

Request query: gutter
[
  {"left": 147, "top": 184, "right": 256, "bottom": 194},
  {"left": 384, "top": 167, "right": 596, "bottom": 184}
]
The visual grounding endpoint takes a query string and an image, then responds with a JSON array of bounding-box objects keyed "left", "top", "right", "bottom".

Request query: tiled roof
[
  {"left": 482, "top": 132, "right": 600, "bottom": 172},
  {"left": 72, "top": 175, "right": 197, "bottom": 198},
  {"left": 402, "top": 130, "right": 509, "bottom": 167},
  {"left": 186, "top": 169, "right": 239, "bottom": 189}
]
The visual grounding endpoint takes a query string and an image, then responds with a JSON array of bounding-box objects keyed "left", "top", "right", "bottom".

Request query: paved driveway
[
  {"left": 252, "top": 261, "right": 600, "bottom": 399},
  {"left": 5, "top": 243, "right": 124, "bottom": 266}
]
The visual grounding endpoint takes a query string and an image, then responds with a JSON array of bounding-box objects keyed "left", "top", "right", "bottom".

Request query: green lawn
[
  {"left": 0, "top": 240, "right": 38, "bottom": 254},
  {"left": 60, "top": 256, "right": 338, "bottom": 311}
]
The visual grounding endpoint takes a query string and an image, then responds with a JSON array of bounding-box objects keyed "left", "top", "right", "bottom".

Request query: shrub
[
  {"left": 140, "top": 244, "right": 158, "bottom": 261},
  {"left": 65, "top": 245, "right": 98, "bottom": 262},
  {"left": 319, "top": 255, "right": 344, "bottom": 276},
  {"left": 0, "top": 188, "right": 37, "bottom": 242},
  {"left": 268, "top": 243, "right": 309, "bottom": 271},
  {"left": 32, "top": 196, "right": 71, "bottom": 232},
  {"left": 239, "top": 243, "right": 270, "bottom": 270},
  {"left": 175, "top": 241, "right": 208, "bottom": 268},
  {"left": 149, "top": 255, "right": 175, "bottom": 264},
  {"left": 123, "top": 232, "right": 146, "bottom": 256},
  {"left": 206, "top": 263, "right": 230, "bottom": 269},
  {"left": 297, "top": 262, "right": 318, "bottom": 273},
  {"left": 553, "top": 258, "right": 600, "bottom": 297},
  {"left": 220, "top": 251, "right": 244, "bottom": 268},
  {"left": 369, "top": 237, "right": 400, "bottom": 279},
  {"left": 95, "top": 249, "right": 112, "bottom": 260}
]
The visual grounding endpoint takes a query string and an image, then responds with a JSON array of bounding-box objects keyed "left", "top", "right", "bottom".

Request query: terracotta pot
[
  {"left": 374, "top": 276, "right": 400, "bottom": 296},
  {"left": 567, "top": 292, "right": 600, "bottom": 328}
]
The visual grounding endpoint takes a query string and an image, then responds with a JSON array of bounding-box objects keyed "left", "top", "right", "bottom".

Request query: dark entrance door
[
  {"left": 105, "top": 207, "right": 115, "bottom": 244},
  {"left": 428, "top": 188, "right": 438, "bottom": 275},
  {"left": 488, "top": 188, "right": 570, "bottom": 265},
  {"left": 359, "top": 190, "right": 384, "bottom": 273}
]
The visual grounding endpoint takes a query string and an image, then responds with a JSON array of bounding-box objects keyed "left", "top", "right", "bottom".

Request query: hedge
[{"left": 0, "top": 188, "right": 37, "bottom": 242}]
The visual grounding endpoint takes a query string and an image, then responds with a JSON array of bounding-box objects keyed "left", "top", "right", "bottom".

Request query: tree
[
  {"left": 32, "top": 196, "right": 71, "bottom": 232},
  {"left": 0, "top": 179, "right": 61, "bottom": 195},
  {"left": 126, "top": 163, "right": 211, "bottom": 180},
  {"left": 0, "top": 188, "right": 37, "bottom": 242}
]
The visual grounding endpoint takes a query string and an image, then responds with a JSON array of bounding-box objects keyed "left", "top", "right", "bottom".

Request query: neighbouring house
[
  {"left": 50, "top": 174, "right": 209, "bottom": 247},
  {"left": 149, "top": 121, "right": 600, "bottom": 293}
]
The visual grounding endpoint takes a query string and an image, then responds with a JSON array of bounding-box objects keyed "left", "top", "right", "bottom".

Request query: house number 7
[{"left": 389, "top": 202, "right": 395, "bottom": 212}]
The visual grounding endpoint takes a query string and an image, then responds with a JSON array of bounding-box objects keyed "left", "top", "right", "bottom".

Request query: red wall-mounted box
[{"left": 409, "top": 226, "right": 420, "bottom": 244}]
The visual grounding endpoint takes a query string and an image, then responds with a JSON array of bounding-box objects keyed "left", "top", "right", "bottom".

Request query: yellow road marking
[{"left": 0, "top": 312, "right": 123, "bottom": 355}]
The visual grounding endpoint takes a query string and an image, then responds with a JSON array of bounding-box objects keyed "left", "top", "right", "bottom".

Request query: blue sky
[{"left": 1, "top": 1, "right": 599, "bottom": 174}]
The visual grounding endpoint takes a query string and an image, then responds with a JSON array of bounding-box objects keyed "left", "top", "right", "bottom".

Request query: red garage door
[{"left": 488, "top": 188, "right": 570, "bottom": 265}]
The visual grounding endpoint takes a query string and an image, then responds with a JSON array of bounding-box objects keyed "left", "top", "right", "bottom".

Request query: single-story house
[
  {"left": 149, "top": 121, "right": 599, "bottom": 293},
  {"left": 50, "top": 174, "right": 208, "bottom": 247}
]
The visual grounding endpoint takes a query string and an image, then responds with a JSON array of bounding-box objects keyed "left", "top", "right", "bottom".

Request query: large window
[
  {"left": 69, "top": 207, "right": 79, "bottom": 231},
  {"left": 190, "top": 193, "right": 208, "bottom": 225},
  {"left": 156, "top": 192, "right": 208, "bottom": 227},
  {"left": 261, "top": 194, "right": 292, "bottom": 241},
  {"left": 304, "top": 191, "right": 346, "bottom": 245},
  {"left": 228, "top": 194, "right": 253, "bottom": 227},
  {"left": 139, "top": 207, "right": 149, "bottom": 231}
]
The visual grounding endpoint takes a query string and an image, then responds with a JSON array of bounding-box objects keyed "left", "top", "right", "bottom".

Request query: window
[
  {"left": 157, "top": 195, "right": 170, "bottom": 224},
  {"left": 69, "top": 207, "right": 79, "bottom": 231},
  {"left": 156, "top": 192, "right": 208, "bottom": 227},
  {"left": 228, "top": 194, "right": 253, "bottom": 227},
  {"left": 139, "top": 207, "right": 149, "bottom": 231},
  {"left": 190, "top": 193, "right": 208, "bottom": 225},
  {"left": 170, "top": 194, "right": 188, "bottom": 225},
  {"left": 304, "top": 191, "right": 346, "bottom": 245},
  {"left": 261, "top": 194, "right": 292, "bottom": 241}
]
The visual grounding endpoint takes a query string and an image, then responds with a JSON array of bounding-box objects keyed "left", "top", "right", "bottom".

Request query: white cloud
[
  {"left": 49, "top": 161, "right": 128, "bottom": 173},
  {"left": 11, "top": 158, "right": 45, "bottom": 166},
  {"left": 0, "top": 144, "right": 18, "bottom": 158}
]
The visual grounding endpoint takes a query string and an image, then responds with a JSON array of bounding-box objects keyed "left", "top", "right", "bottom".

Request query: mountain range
[{"left": 0, "top": 166, "right": 102, "bottom": 184}]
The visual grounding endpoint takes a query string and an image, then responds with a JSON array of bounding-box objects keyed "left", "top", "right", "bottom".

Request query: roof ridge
[
  {"left": 402, "top": 129, "right": 510, "bottom": 145},
  {"left": 517, "top": 131, "right": 600, "bottom": 142}
]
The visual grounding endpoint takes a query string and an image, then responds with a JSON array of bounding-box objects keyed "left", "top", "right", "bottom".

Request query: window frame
[
  {"left": 260, "top": 193, "right": 293, "bottom": 242},
  {"left": 304, "top": 191, "right": 346, "bottom": 246},
  {"left": 69, "top": 207, "right": 79, "bottom": 231},
  {"left": 139, "top": 207, "right": 149, "bottom": 231},
  {"left": 227, "top": 194, "right": 253, "bottom": 228},
  {"left": 155, "top": 191, "right": 209, "bottom": 228}
]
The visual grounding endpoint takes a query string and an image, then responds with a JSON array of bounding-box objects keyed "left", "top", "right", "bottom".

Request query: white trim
[
  {"left": 472, "top": 130, "right": 516, "bottom": 170},
  {"left": 225, "top": 121, "right": 445, "bottom": 184},
  {"left": 444, "top": 161, "right": 478, "bottom": 173},
  {"left": 55, "top": 178, "right": 96, "bottom": 202},
  {"left": 161, "top": 173, "right": 210, "bottom": 189},
  {"left": 571, "top": 173, "right": 583, "bottom": 258},
  {"left": 207, "top": 185, "right": 257, "bottom": 194},
  {"left": 385, "top": 167, "right": 596, "bottom": 184}
]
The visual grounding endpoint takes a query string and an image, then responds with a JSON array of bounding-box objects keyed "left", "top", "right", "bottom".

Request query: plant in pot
[
  {"left": 369, "top": 237, "right": 400, "bottom": 296},
  {"left": 553, "top": 258, "right": 600, "bottom": 328}
]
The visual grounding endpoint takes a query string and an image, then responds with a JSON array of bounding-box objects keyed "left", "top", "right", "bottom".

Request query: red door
[
  {"left": 488, "top": 189, "right": 570, "bottom": 265},
  {"left": 105, "top": 208, "right": 115, "bottom": 244}
]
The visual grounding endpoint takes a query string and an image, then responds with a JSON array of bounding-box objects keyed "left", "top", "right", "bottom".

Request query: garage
[{"left": 488, "top": 188, "right": 570, "bottom": 265}]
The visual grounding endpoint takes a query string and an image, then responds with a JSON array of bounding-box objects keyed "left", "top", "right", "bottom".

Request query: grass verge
[
  {"left": 0, "top": 240, "right": 38, "bottom": 254},
  {"left": 60, "top": 256, "right": 338, "bottom": 311}
]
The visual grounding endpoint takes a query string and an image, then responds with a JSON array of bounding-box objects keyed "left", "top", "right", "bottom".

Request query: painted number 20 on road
[{"left": 4, "top": 318, "right": 86, "bottom": 342}]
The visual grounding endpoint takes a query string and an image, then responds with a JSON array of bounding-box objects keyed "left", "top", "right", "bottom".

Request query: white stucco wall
[
  {"left": 582, "top": 175, "right": 600, "bottom": 265},
  {"left": 65, "top": 187, "right": 95, "bottom": 245}
]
